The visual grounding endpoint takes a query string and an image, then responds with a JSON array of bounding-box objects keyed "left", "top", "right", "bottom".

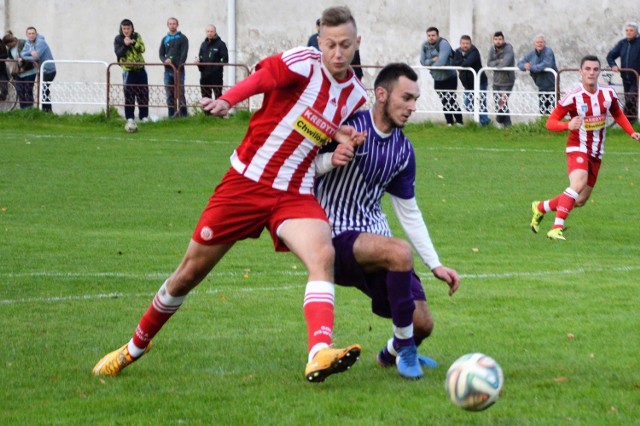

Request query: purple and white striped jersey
[{"left": 315, "top": 109, "right": 416, "bottom": 237}]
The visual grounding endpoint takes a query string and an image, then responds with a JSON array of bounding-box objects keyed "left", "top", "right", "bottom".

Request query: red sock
[
  {"left": 132, "top": 281, "right": 185, "bottom": 349},
  {"left": 554, "top": 188, "right": 578, "bottom": 228},
  {"left": 541, "top": 195, "right": 561, "bottom": 213},
  {"left": 303, "top": 281, "right": 334, "bottom": 353}
]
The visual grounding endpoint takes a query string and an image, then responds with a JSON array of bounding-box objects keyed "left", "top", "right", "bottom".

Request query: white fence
[
  {"left": 39, "top": 60, "right": 108, "bottom": 114},
  {"left": 27, "top": 60, "right": 638, "bottom": 124},
  {"left": 412, "top": 66, "right": 559, "bottom": 124}
]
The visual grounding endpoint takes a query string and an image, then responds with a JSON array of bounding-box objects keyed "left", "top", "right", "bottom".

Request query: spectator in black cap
[{"left": 307, "top": 18, "right": 320, "bottom": 50}]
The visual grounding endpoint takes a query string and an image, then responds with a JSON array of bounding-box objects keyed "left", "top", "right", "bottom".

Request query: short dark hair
[
  {"left": 3, "top": 30, "right": 17, "bottom": 45},
  {"left": 374, "top": 63, "right": 418, "bottom": 92},
  {"left": 494, "top": 31, "right": 504, "bottom": 38},
  {"left": 460, "top": 35, "right": 472, "bottom": 42},
  {"left": 320, "top": 6, "right": 357, "bottom": 32},
  {"left": 426, "top": 26, "right": 439, "bottom": 35},
  {"left": 580, "top": 55, "right": 600, "bottom": 67}
]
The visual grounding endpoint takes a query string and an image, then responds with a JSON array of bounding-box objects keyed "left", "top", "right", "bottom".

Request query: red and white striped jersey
[
  {"left": 227, "top": 47, "right": 367, "bottom": 195},
  {"left": 554, "top": 84, "right": 622, "bottom": 159}
]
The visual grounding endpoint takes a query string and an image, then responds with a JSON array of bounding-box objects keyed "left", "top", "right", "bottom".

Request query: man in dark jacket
[
  {"left": 159, "top": 17, "right": 189, "bottom": 117},
  {"left": 453, "top": 35, "right": 491, "bottom": 126},
  {"left": 196, "top": 24, "right": 228, "bottom": 99},
  {"left": 0, "top": 37, "right": 9, "bottom": 101},
  {"left": 606, "top": 21, "right": 640, "bottom": 121}
]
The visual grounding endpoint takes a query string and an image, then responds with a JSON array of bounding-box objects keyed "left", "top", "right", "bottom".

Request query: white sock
[
  {"left": 386, "top": 337, "right": 398, "bottom": 357},
  {"left": 308, "top": 342, "right": 330, "bottom": 363},
  {"left": 127, "top": 339, "right": 146, "bottom": 358}
]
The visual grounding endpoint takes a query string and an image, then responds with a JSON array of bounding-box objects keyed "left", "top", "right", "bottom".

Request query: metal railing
[
  {"left": 414, "top": 66, "right": 559, "bottom": 123},
  {"left": 7, "top": 59, "right": 637, "bottom": 125}
]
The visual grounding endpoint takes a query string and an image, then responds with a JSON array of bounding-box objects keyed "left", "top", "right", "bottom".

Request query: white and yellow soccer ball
[
  {"left": 124, "top": 119, "right": 138, "bottom": 133},
  {"left": 445, "top": 353, "right": 504, "bottom": 411}
]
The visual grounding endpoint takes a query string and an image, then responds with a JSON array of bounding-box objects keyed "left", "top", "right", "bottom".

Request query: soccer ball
[
  {"left": 445, "top": 353, "right": 504, "bottom": 411},
  {"left": 124, "top": 120, "right": 138, "bottom": 133}
]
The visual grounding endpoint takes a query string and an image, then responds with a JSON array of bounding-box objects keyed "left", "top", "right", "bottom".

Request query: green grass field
[{"left": 1, "top": 110, "right": 639, "bottom": 425}]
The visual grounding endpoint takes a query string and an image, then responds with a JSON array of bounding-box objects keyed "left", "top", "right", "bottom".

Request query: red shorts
[
  {"left": 192, "top": 168, "right": 328, "bottom": 251},
  {"left": 566, "top": 152, "right": 601, "bottom": 188}
]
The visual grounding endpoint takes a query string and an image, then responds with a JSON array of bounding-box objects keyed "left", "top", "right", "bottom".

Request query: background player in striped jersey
[
  {"left": 93, "top": 6, "right": 368, "bottom": 383},
  {"left": 530, "top": 55, "right": 640, "bottom": 240},
  {"left": 315, "top": 63, "right": 460, "bottom": 380}
]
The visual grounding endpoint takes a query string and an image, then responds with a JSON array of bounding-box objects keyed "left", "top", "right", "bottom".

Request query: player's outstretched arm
[
  {"left": 201, "top": 67, "right": 278, "bottom": 116},
  {"left": 432, "top": 265, "right": 461, "bottom": 296}
]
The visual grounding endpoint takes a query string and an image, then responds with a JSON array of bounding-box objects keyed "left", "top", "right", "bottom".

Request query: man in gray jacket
[
  {"left": 420, "top": 27, "right": 463, "bottom": 126},
  {"left": 487, "top": 31, "right": 515, "bottom": 127},
  {"left": 518, "top": 35, "right": 557, "bottom": 114}
]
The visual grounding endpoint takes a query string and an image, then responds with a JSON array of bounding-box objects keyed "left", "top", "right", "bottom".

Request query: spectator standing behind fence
[
  {"left": 114, "top": 19, "right": 149, "bottom": 130},
  {"left": 351, "top": 38, "right": 364, "bottom": 80},
  {"left": 159, "top": 17, "right": 188, "bottom": 118},
  {"left": 0, "top": 37, "right": 9, "bottom": 101},
  {"left": 3, "top": 32, "right": 34, "bottom": 108},
  {"left": 606, "top": 21, "right": 640, "bottom": 122},
  {"left": 307, "top": 18, "right": 320, "bottom": 49},
  {"left": 195, "top": 24, "right": 228, "bottom": 100},
  {"left": 420, "top": 27, "right": 463, "bottom": 126},
  {"left": 453, "top": 35, "right": 491, "bottom": 126},
  {"left": 487, "top": 31, "right": 515, "bottom": 127},
  {"left": 517, "top": 35, "right": 558, "bottom": 115},
  {"left": 20, "top": 27, "right": 56, "bottom": 113}
]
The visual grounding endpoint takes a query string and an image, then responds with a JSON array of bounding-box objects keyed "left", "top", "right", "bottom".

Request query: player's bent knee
[{"left": 387, "top": 239, "right": 414, "bottom": 271}]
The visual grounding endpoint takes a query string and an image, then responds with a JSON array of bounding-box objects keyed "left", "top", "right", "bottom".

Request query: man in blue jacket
[
  {"left": 606, "top": 22, "right": 640, "bottom": 122},
  {"left": 21, "top": 27, "right": 56, "bottom": 112},
  {"left": 159, "top": 17, "right": 189, "bottom": 117},
  {"left": 517, "top": 35, "right": 558, "bottom": 115}
]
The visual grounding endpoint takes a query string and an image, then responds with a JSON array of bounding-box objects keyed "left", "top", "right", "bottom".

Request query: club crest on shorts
[{"left": 200, "top": 226, "right": 214, "bottom": 241}]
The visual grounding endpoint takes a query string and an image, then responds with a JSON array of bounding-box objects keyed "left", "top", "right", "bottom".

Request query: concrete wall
[
  {"left": 3, "top": 0, "right": 636, "bottom": 68},
  {"left": 2, "top": 0, "right": 637, "bottom": 108}
]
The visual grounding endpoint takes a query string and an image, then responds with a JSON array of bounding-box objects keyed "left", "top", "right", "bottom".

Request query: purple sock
[{"left": 386, "top": 270, "right": 415, "bottom": 329}]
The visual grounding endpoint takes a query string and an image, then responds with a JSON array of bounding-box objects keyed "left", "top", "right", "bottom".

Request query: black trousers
[{"left": 434, "top": 75, "right": 463, "bottom": 125}]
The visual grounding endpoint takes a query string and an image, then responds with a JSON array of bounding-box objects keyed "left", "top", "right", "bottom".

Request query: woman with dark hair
[{"left": 4, "top": 30, "right": 37, "bottom": 108}]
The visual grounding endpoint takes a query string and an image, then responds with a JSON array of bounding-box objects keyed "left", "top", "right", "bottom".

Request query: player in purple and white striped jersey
[{"left": 315, "top": 63, "right": 460, "bottom": 380}]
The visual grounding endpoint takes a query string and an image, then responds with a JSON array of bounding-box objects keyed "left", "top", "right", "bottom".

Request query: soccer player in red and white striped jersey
[
  {"left": 92, "top": 6, "right": 368, "bottom": 383},
  {"left": 530, "top": 55, "right": 640, "bottom": 240}
]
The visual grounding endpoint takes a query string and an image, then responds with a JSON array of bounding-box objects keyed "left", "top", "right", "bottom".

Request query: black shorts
[{"left": 333, "top": 230, "right": 427, "bottom": 318}]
